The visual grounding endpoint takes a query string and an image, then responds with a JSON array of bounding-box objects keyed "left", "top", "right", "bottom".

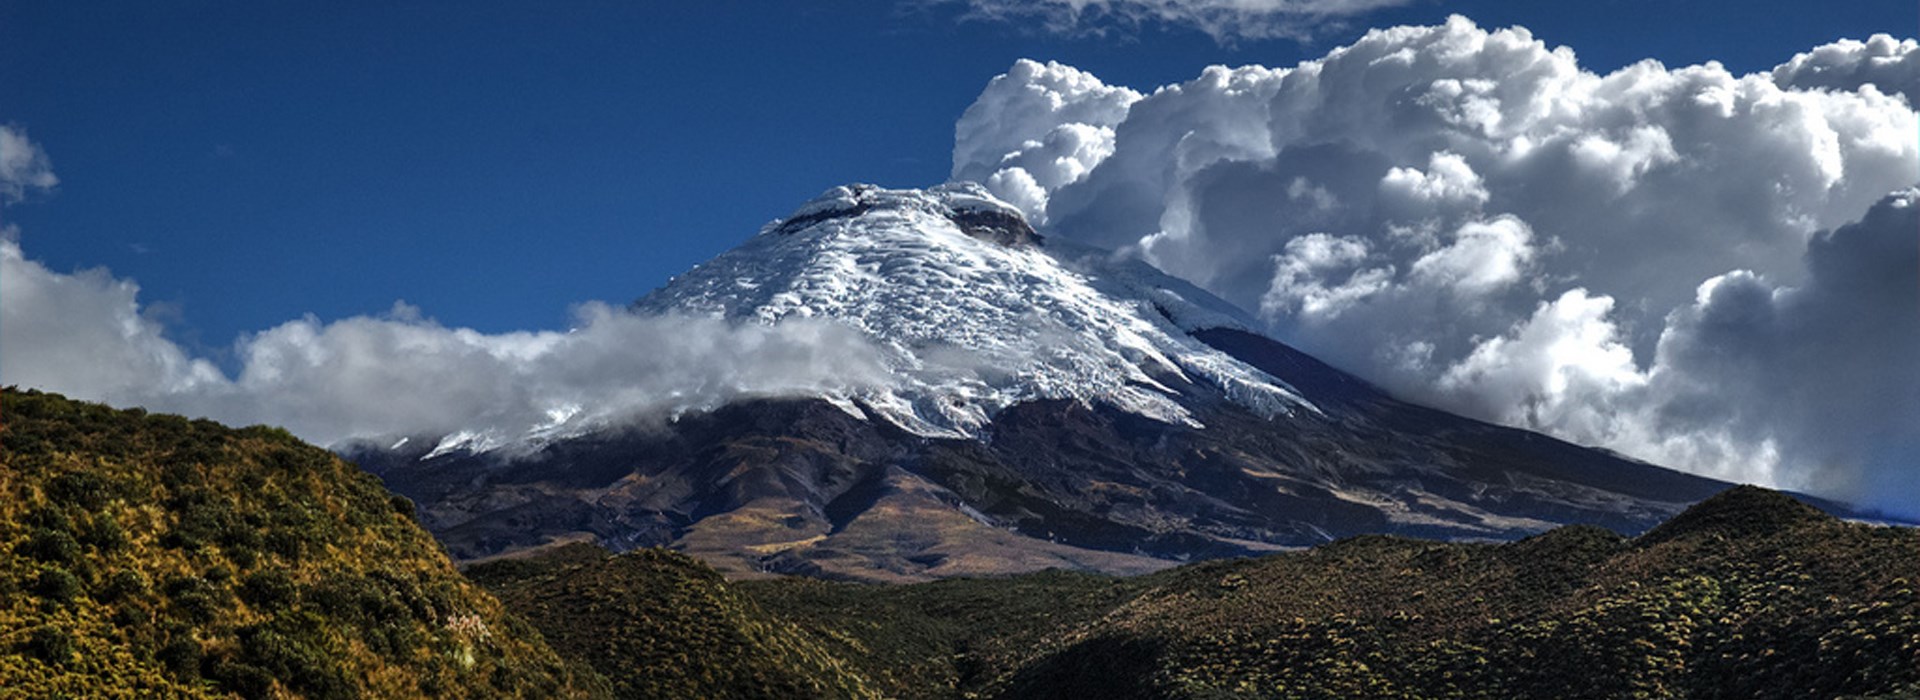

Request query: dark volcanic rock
[{"left": 350, "top": 327, "right": 1842, "bottom": 583}]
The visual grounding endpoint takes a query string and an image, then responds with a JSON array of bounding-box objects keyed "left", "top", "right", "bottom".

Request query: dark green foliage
[
  {"left": 1640, "top": 485, "right": 1831, "bottom": 544},
  {"left": 82, "top": 511, "right": 128, "bottom": 552},
  {"left": 470, "top": 544, "right": 877, "bottom": 699},
  {"left": 209, "top": 658, "right": 276, "bottom": 698},
  {"left": 100, "top": 569, "right": 148, "bottom": 602},
  {"left": 739, "top": 567, "right": 1154, "bottom": 697},
  {"left": 390, "top": 494, "right": 418, "bottom": 519},
  {"left": 21, "top": 528, "right": 80, "bottom": 564},
  {"left": 0, "top": 388, "right": 600, "bottom": 698},
  {"left": 728, "top": 487, "right": 1920, "bottom": 699},
  {"left": 34, "top": 567, "right": 82, "bottom": 605},
  {"left": 163, "top": 574, "right": 226, "bottom": 624},
  {"left": 47, "top": 470, "right": 114, "bottom": 510},
  {"left": 157, "top": 638, "right": 201, "bottom": 680},
  {"left": 237, "top": 569, "right": 295, "bottom": 608},
  {"left": 24, "top": 625, "right": 75, "bottom": 665},
  {"left": 227, "top": 616, "right": 353, "bottom": 700}
]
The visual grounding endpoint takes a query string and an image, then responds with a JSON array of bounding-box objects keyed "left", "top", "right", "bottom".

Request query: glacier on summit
[{"left": 634, "top": 182, "right": 1316, "bottom": 438}]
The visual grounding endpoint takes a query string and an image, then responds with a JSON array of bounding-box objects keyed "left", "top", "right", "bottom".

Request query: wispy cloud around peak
[{"left": 0, "top": 235, "right": 894, "bottom": 449}]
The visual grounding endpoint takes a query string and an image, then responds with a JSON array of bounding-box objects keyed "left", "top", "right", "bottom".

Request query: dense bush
[
  {"left": 21, "top": 528, "right": 80, "bottom": 564},
  {"left": 33, "top": 568, "right": 82, "bottom": 605},
  {"left": 738, "top": 487, "right": 1920, "bottom": 699},
  {"left": 23, "top": 625, "right": 74, "bottom": 665},
  {"left": 470, "top": 545, "right": 877, "bottom": 700},
  {"left": 0, "top": 388, "right": 601, "bottom": 698}
]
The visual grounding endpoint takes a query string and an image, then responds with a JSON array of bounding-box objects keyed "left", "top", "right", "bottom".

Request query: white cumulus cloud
[
  {"left": 0, "top": 240, "right": 227, "bottom": 400},
  {"left": 952, "top": 59, "right": 1142, "bottom": 224},
  {"left": 1772, "top": 33, "right": 1920, "bottom": 104},
  {"left": 1636, "top": 189, "right": 1920, "bottom": 515},
  {"left": 952, "top": 17, "right": 1920, "bottom": 514}
]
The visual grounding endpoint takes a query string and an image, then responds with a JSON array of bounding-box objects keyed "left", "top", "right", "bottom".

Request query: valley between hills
[{"left": 4, "top": 388, "right": 1917, "bottom": 699}]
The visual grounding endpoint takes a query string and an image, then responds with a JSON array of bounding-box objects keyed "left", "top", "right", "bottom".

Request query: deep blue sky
[{"left": 0, "top": 1, "right": 1908, "bottom": 369}]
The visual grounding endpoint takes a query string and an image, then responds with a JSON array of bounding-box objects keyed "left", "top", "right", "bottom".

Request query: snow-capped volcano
[
  {"left": 355, "top": 182, "right": 1875, "bottom": 583},
  {"left": 635, "top": 183, "right": 1312, "bottom": 437}
]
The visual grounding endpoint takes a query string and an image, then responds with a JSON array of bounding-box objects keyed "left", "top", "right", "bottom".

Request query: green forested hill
[
  {"left": 756, "top": 485, "right": 1912, "bottom": 698},
  {"left": 956, "top": 487, "right": 1920, "bottom": 699},
  {"left": 476, "top": 486, "right": 1920, "bottom": 700},
  {"left": 6, "top": 387, "right": 1916, "bottom": 699},
  {"left": 0, "top": 388, "right": 603, "bottom": 698},
  {"left": 467, "top": 545, "right": 878, "bottom": 699}
]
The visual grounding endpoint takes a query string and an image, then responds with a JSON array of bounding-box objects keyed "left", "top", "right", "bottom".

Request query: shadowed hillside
[
  {"left": 961, "top": 486, "right": 1920, "bottom": 699},
  {"left": 486, "top": 486, "right": 1920, "bottom": 699},
  {"left": 467, "top": 544, "right": 878, "bottom": 699},
  {"left": 7, "top": 387, "right": 1914, "bottom": 699},
  {"left": 0, "top": 389, "right": 604, "bottom": 698}
]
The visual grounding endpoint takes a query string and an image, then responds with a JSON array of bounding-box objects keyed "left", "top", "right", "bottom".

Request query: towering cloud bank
[
  {"left": 952, "top": 60, "right": 1142, "bottom": 226},
  {"left": 954, "top": 17, "right": 1920, "bottom": 513},
  {"left": 1647, "top": 190, "right": 1920, "bottom": 506}
]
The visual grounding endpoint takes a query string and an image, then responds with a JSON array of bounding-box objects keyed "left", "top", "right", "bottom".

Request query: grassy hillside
[
  {"left": 737, "top": 567, "right": 1156, "bottom": 697},
  {"left": 466, "top": 544, "right": 878, "bottom": 699},
  {"left": 0, "top": 388, "right": 604, "bottom": 698},
  {"left": 8, "top": 386, "right": 1914, "bottom": 699},
  {"left": 752, "top": 486, "right": 1919, "bottom": 700},
  {"left": 973, "top": 488, "right": 1920, "bottom": 699},
  {"left": 477, "top": 486, "right": 1919, "bottom": 699}
]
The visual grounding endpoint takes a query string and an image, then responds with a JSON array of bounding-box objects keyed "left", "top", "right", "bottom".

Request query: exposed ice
[{"left": 636, "top": 183, "right": 1316, "bottom": 437}]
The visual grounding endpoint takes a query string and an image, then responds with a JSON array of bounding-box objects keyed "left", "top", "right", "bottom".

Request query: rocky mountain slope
[{"left": 350, "top": 184, "right": 1880, "bottom": 582}]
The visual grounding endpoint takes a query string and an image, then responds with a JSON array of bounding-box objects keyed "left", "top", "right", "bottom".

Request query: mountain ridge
[
  {"left": 352, "top": 183, "right": 1893, "bottom": 583},
  {"left": 483, "top": 485, "right": 1920, "bottom": 700}
]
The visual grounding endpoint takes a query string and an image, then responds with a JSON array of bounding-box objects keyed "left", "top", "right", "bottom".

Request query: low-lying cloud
[
  {"left": 0, "top": 120, "right": 890, "bottom": 448},
  {"left": 0, "top": 238, "right": 890, "bottom": 449},
  {"left": 954, "top": 17, "right": 1920, "bottom": 515}
]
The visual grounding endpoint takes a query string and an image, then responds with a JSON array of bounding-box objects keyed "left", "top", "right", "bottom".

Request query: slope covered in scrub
[
  {"left": 743, "top": 486, "right": 1920, "bottom": 699},
  {"left": 476, "top": 486, "right": 1920, "bottom": 699},
  {"left": 0, "top": 388, "right": 602, "bottom": 698},
  {"left": 466, "top": 544, "right": 878, "bottom": 700}
]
